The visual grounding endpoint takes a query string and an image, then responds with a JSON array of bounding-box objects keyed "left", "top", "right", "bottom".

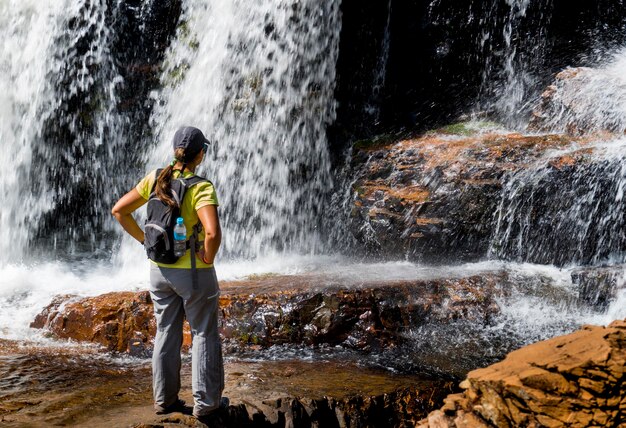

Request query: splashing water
[
  {"left": 531, "top": 48, "right": 626, "bottom": 134},
  {"left": 492, "top": 0, "right": 539, "bottom": 120},
  {"left": 427, "top": 0, "right": 552, "bottom": 124},
  {"left": 489, "top": 137, "right": 626, "bottom": 266},
  {"left": 0, "top": 0, "right": 135, "bottom": 263},
  {"left": 144, "top": 0, "right": 342, "bottom": 260},
  {"left": 364, "top": 0, "right": 392, "bottom": 123}
]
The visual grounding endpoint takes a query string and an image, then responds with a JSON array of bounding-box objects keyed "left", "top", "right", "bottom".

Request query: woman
[{"left": 111, "top": 126, "right": 226, "bottom": 419}]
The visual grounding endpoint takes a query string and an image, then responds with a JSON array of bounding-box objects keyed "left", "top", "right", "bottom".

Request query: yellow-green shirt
[{"left": 136, "top": 169, "right": 219, "bottom": 269}]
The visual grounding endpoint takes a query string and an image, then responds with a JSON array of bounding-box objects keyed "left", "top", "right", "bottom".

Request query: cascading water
[
  {"left": 0, "top": 0, "right": 65, "bottom": 262},
  {"left": 0, "top": 0, "right": 174, "bottom": 338},
  {"left": 489, "top": 138, "right": 626, "bottom": 266},
  {"left": 490, "top": 0, "right": 540, "bottom": 120},
  {"left": 489, "top": 47, "right": 626, "bottom": 266},
  {"left": 143, "top": 0, "right": 342, "bottom": 260},
  {"left": 0, "top": 0, "right": 166, "bottom": 263},
  {"left": 363, "top": 0, "right": 392, "bottom": 124},
  {"left": 530, "top": 48, "right": 626, "bottom": 134},
  {"left": 427, "top": 0, "right": 552, "bottom": 124}
]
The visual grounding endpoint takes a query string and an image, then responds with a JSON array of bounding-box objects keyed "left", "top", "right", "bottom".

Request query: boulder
[
  {"left": 348, "top": 130, "right": 582, "bottom": 262},
  {"left": 30, "top": 291, "right": 173, "bottom": 355},
  {"left": 416, "top": 319, "right": 626, "bottom": 427},
  {"left": 31, "top": 273, "right": 506, "bottom": 357}
]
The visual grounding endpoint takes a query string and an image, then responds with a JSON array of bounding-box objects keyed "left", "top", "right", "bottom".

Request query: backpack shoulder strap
[
  {"left": 181, "top": 175, "right": 211, "bottom": 189},
  {"left": 148, "top": 168, "right": 164, "bottom": 197}
]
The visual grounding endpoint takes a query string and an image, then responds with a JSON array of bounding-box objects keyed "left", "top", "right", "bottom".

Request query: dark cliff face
[{"left": 330, "top": 0, "right": 626, "bottom": 157}]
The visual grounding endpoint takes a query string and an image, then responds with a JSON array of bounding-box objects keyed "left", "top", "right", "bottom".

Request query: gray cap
[{"left": 172, "top": 126, "right": 210, "bottom": 161}]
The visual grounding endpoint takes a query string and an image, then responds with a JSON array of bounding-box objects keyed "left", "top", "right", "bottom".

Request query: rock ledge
[{"left": 418, "top": 319, "right": 626, "bottom": 427}]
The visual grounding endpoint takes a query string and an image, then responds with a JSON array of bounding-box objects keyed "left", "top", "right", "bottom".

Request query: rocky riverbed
[{"left": 0, "top": 339, "right": 454, "bottom": 427}]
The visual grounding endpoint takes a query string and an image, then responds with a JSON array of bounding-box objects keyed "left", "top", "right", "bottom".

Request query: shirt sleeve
[
  {"left": 135, "top": 170, "right": 157, "bottom": 200},
  {"left": 194, "top": 181, "right": 219, "bottom": 210}
]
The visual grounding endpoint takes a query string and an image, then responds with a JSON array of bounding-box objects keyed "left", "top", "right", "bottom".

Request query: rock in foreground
[{"left": 418, "top": 319, "right": 626, "bottom": 427}]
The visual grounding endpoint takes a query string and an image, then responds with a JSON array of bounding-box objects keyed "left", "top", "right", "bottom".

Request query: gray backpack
[{"left": 144, "top": 169, "right": 210, "bottom": 288}]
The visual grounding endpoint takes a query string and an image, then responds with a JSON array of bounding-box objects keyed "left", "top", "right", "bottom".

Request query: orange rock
[
  {"left": 418, "top": 319, "right": 626, "bottom": 427},
  {"left": 30, "top": 291, "right": 189, "bottom": 353}
]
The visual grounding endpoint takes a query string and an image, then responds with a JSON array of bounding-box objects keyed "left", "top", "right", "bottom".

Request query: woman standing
[{"left": 112, "top": 126, "right": 226, "bottom": 419}]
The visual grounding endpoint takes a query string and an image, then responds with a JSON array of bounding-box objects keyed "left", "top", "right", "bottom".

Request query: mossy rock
[
  {"left": 353, "top": 133, "right": 399, "bottom": 151},
  {"left": 430, "top": 121, "right": 502, "bottom": 137}
]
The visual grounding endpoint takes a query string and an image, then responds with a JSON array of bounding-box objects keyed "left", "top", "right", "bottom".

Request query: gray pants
[{"left": 149, "top": 264, "right": 224, "bottom": 416}]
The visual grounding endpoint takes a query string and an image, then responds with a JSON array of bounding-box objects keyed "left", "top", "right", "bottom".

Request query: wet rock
[
  {"left": 31, "top": 274, "right": 506, "bottom": 354},
  {"left": 571, "top": 265, "right": 625, "bottom": 309},
  {"left": 417, "top": 319, "right": 626, "bottom": 427},
  {"left": 348, "top": 130, "right": 579, "bottom": 262},
  {"left": 0, "top": 341, "right": 455, "bottom": 427},
  {"left": 30, "top": 291, "right": 192, "bottom": 353}
]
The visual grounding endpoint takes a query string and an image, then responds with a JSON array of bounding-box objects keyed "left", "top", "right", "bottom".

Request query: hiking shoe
[
  {"left": 155, "top": 398, "right": 190, "bottom": 415},
  {"left": 193, "top": 396, "right": 230, "bottom": 420}
]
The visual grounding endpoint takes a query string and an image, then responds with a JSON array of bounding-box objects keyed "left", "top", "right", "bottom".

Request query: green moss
[
  {"left": 177, "top": 21, "right": 199, "bottom": 51},
  {"left": 238, "top": 331, "right": 259, "bottom": 344},
  {"left": 165, "top": 62, "right": 189, "bottom": 87},
  {"left": 430, "top": 120, "right": 502, "bottom": 137},
  {"left": 353, "top": 133, "right": 397, "bottom": 151},
  {"left": 353, "top": 186, "right": 365, "bottom": 196}
]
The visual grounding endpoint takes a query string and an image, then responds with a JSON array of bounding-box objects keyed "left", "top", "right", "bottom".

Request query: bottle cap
[{"left": 176, "top": 217, "right": 184, "bottom": 225}]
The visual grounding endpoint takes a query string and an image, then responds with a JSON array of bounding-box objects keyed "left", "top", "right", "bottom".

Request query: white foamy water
[
  {"left": 0, "top": 0, "right": 126, "bottom": 263},
  {"left": 143, "top": 0, "right": 342, "bottom": 260},
  {"left": 532, "top": 48, "right": 626, "bottom": 134}
]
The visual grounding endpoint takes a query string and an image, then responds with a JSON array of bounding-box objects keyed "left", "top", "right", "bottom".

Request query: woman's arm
[
  {"left": 197, "top": 205, "right": 221, "bottom": 264},
  {"left": 111, "top": 189, "right": 147, "bottom": 244}
]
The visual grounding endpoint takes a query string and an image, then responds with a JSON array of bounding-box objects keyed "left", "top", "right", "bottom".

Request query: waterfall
[
  {"left": 480, "top": 0, "right": 553, "bottom": 123},
  {"left": 0, "top": 0, "right": 155, "bottom": 263},
  {"left": 0, "top": 0, "right": 65, "bottom": 262},
  {"left": 0, "top": 0, "right": 344, "bottom": 274},
  {"left": 489, "top": 138, "right": 626, "bottom": 266},
  {"left": 145, "top": 0, "right": 342, "bottom": 260},
  {"left": 427, "top": 0, "right": 552, "bottom": 125},
  {"left": 489, "top": 47, "right": 626, "bottom": 266},
  {"left": 364, "top": 0, "right": 392, "bottom": 124}
]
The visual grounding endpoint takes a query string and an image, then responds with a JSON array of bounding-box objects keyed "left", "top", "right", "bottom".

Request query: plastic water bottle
[{"left": 173, "top": 217, "right": 187, "bottom": 257}]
